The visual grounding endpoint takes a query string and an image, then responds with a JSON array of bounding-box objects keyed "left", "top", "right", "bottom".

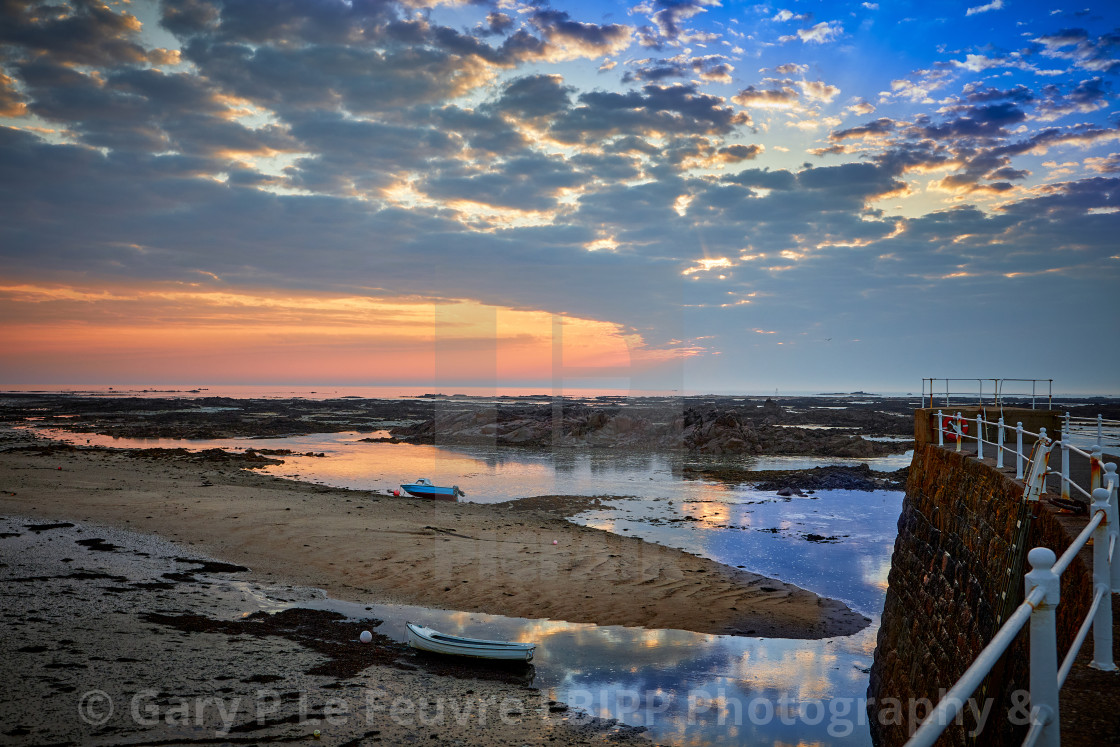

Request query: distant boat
[
  {"left": 405, "top": 622, "right": 535, "bottom": 662},
  {"left": 399, "top": 478, "right": 464, "bottom": 500}
]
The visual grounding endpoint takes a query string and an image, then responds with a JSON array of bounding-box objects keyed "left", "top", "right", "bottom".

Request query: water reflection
[
  {"left": 274, "top": 592, "right": 879, "bottom": 747},
  {"left": 26, "top": 426, "right": 910, "bottom": 503},
  {"left": 573, "top": 490, "right": 902, "bottom": 616}
]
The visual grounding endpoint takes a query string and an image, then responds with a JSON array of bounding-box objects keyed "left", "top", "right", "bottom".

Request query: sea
[{"left": 0, "top": 383, "right": 923, "bottom": 400}]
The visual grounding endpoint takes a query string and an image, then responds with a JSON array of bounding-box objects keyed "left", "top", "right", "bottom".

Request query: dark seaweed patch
[{"left": 75, "top": 537, "right": 121, "bottom": 552}]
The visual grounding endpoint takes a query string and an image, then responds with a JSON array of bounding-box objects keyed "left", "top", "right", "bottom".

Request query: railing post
[
  {"left": 1061, "top": 440, "right": 1071, "bottom": 502},
  {"left": 1025, "top": 547, "right": 1061, "bottom": 747},
  {"left": 1098, "top": 414, "right": 1104, "bottom": 448},
  {"left": 937, "top": 409, "right": 944, "bottom": 446},
  {"left": 1091, "top": 447, "right": 1103, "bottom": 492},
  {"left": 1107, "top": 463, "right": 1120, "bottom": 593},
  {"left": 956, "top": 411, "right": 963, "bottom": 453},
  {"left": 976, "top": 414, "right": 984, "bottom": 459},
  {"left": 1016, "top": 422, "right": 1024, "bottom": 479},
  {"left": 997, "top": 417, "right": 1005, "bottom": 469},
  {"left": 1091, "top": 487, "right": 1117, "bottom": 672}
]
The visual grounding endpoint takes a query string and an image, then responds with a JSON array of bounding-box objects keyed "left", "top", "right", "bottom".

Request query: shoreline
[{"left": 0, "top": 431, "right": 869, "bottom": 639}]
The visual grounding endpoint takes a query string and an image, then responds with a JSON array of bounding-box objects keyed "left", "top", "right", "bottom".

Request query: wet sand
[
  {"left": 0, "top": 516, "right": 653, "bottom": 745},
  {"left": 0, "top": 431, "right": 868, "bottom": 640}
]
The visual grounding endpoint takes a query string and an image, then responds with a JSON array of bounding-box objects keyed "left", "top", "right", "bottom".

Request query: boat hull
[
  {"left": 405, "top": 622, "right": 535, "bottom": 662},
  {"left": 400, "top": 484, "right": 459, "bottom": 500}
]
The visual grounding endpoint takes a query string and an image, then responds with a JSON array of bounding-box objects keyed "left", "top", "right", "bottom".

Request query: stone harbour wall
[{"left": 868, "top": 443, "right": 1091, "bottom": 746}]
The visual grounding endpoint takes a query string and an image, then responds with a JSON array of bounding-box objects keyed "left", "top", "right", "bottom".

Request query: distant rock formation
[{"left": 390, "top": 404, "right": 908, "bottom": 457}]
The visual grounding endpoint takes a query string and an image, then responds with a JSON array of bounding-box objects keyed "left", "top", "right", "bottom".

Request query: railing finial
[{"left": 1027, "top": 546, "right": 1056, "bottom": 575}]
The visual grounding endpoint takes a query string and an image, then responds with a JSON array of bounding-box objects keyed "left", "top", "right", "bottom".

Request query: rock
[{"left": 389, "top": 403, "right": 909, "bottom": 458}]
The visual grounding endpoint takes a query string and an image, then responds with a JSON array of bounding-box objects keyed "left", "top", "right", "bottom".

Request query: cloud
[
  {"left": 16, "top": 59, "right": 298, "bottom": 160},
  {"left": 477, "top": 12, "right": 515, "bottom": 37},
  {"left": 797, "top": 162, "right": 908, "bottom": 201},
  {"left": 0, "top": 72, "right": 28, "bottom": 117},
  {"left": 549, "top": 83, "right": 751, "bottom": 144},
  {"left": 885, "top": 67, "right": 955, "bottom": 103},
  {"left": 793, "top": 21, "right": 844, "bottom": 45},
  {"left": 528, "top": 9, "right": 633, "bottom": 61},
  {"left": 847, "top": 101, "right": 876, "bottom": 116},
  {"left": 830, "top": 118, "right": 898, "bottom": 141},
  {"left": 919, "top": 102, "right": 1028, "bottom": 140},
  {"left": 637, "top": 0, "right": 722, "bottom": 42},
  {"left": 1033, "top": 28, "right": 1120, "bottom": 73},
  {"left": 732, "top": 84, "right": 800, "bottom": 109},
  {"left": 1035, "top": 77, "right": 1110, "bottom": 121},
  {"left": 1085, "top": 154, "right": 1120, "bottom": 173},
  {"left": 771, "top": 10, "right": 805, "bottom": 23},
  {"left": 798, "top": 80, "right": 841, "bottom": 103},
  {"left": 721, "top": 167, "right": 798, "bottom": 191},
  {"left": 622, "top": 53, "right": 734, "bottom": 84},
  {"left": 0, "top": 0, "right": 157, "bottom": 67},
  {"left": 495, "top": 74, "right": 575, "bottom": 120},
  {"left": 961, "top": 83, "right": 1035, "bottom": 104},
  {"left": 965, "top": 1, "right": 1004, "bottom": 17},
  {"left": 418, "top": 153, "right": 585, "bottom": 212},
  {"left": 720, "top": 144, "right": 763, "bottom": 162}
]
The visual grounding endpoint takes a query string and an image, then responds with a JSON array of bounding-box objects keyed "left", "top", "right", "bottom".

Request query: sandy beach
[
  {"left": 0, "top": 424, "right": 873, "bottom": 745},
  {"left": 0, "top": 431, "right": 867, "bottom": 639}
]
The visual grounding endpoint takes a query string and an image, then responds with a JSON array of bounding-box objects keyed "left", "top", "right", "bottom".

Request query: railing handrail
[
  {"left": 1066, "top": 416, "right": 1120, "bottom": 425},
  {"left": 906, "top": 585, "right": 1043, "bottom": 747},
  {"left": 909, "top": 409, "right": 1119, "bottom": 746},
  {"left": 933, "top": 410, "right": 1115, "bottom": 499},
  {"left": 906, "top": 486, "right": 1116, "bottom": 747},
  {"left": 921, "top": 378, "right": 1054, "bottom": 410}
]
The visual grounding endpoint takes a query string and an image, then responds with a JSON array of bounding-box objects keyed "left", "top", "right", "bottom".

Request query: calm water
[
  {"left": 23, "top": 425, "right": 904, "bottom": 745},
  {"left": 262, "top": 591, "right": 883, "bottom": 747},
  {"left": 28, "top": 427, "right": 913, "bottom": 500}
]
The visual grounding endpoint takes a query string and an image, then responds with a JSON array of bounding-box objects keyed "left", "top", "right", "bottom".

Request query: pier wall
[{"left": 868, "top": 442, "right": 1090, "bottom": 746}]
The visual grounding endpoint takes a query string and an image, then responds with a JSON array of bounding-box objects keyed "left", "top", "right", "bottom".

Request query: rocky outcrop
[{"left": 391, "top": 404, "right": 909, "bottom": 457}]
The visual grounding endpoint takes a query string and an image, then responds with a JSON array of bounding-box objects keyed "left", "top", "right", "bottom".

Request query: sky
[{"left": 0, "top": 0, "right": 1118, "bottom": 395}]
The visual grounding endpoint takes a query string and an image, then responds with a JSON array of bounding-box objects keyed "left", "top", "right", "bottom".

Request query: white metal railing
[
  {"left": 935, "top": 410, "right": 1118, "bottom": 500},
  {"left": 1063, "top": 413, "right": 1120, "bottom": 453},
  {"left": 922, "top": 378, "right": 1054, "bottom": 410},
  {"left": 906, "top": 413, "right": 1119, "bottom": 746}
]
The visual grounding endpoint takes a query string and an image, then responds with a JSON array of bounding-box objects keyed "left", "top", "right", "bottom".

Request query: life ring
[{"left": 941, "top": 416, "right": 968, "bottom": 442}]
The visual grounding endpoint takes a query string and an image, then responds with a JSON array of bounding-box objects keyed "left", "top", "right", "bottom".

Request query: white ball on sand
[{"left": 360, "top": 630, "right": 372, "bottom": 644}]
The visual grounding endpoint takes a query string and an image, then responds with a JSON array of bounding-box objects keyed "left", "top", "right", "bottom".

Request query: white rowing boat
[{"left": 405, "top": 622, "right": 535, "bottom": 662}]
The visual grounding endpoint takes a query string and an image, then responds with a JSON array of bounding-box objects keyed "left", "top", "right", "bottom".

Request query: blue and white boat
[{"left": 399, "top": 478, "right": 464, "bottom": 500}]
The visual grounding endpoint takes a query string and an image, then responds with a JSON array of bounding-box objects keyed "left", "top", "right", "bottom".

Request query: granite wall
[{"left": 868, "top": 443, "right": 1091, "bottom": 746}]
